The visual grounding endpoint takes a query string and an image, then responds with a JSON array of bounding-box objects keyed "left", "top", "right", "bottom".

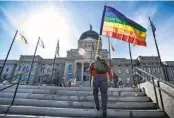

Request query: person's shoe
[{"left": 103, "top": 109, "right": 107, "bottom": 117}]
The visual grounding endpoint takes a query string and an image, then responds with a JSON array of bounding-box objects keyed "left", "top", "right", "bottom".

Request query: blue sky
[{"left": 0, "top": 1, "right": 174, "bottom": 61}]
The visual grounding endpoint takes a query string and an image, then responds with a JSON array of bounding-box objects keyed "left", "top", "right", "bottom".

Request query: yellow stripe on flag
[{"left": 103, "top": 21, "right": 146, "bottom": 38}]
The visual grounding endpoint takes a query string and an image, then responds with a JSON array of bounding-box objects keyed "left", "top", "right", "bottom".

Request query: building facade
[
  {"left": 136, "top": 56, "right": 164, "bottom": 80},
  {"left": 164, "top": 61, "right": 174, "bottom": 83},
  {"left": 0, "top": 60, "right": 17, "bottom": 81},
  {"left": 0, "top": 27, "right": 173, "bottom": 86}
]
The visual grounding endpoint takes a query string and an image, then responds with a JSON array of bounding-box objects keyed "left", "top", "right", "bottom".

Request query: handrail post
[
  {"left": 157, "top": 80, "right": 164, "bottom": 110},
  {"left": 152, "top": 77, "right": 159, "bottom": 109},
  {"left": 11, "top": 74, "right": 21, "bottom": 106}
]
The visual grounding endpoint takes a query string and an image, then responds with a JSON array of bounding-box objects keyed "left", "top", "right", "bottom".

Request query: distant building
[
  {"left": 13, "top": 55, "right": 65, "bottom": 85},
  {"left": 137, "top": 56, "right": 164, "bottom": 80},
  {"left": 164, "top": 61, "right": 174, "bottom": 83},
  {"left": 111, "top": 58, "right": 137, "bottom": 85},
  {"left": 164, "top": 61, "right": 174, "bottom": 66}
]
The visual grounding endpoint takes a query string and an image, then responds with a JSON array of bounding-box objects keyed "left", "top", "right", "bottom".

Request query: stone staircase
[
  {"left": 0, "top": 85, "right": 168, "bottom": 118},
  {"left": 73, "top": 81, "right": 91, "bottom": 87}
]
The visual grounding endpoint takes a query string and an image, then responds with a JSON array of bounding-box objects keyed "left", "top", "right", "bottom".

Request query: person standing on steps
[
  {"left": 113, "top": 72, "right": 118, "bottom": 88},
  {"left": 89, "top": 55, "right": 113, "bottom": 117}
]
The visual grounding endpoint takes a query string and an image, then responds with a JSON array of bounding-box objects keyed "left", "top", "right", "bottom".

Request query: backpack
[{"left": 94, "top": 59, "right": 108, "bottom": 74}]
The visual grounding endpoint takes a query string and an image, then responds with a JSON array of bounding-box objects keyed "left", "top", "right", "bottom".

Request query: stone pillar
[
  {"left": 81, "top": 62, "right": 84, "bottom": 82},
  {"left": 73, "top": 62, "right": 76, "bottom": 75}
]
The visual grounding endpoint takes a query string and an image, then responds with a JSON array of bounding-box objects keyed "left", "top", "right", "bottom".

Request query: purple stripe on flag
[
  {"left": 105, "top": 5, "right": 146, "bottom": 32},
  {"left": 100, "top": 5, "right": 107, "bottom": 35}
]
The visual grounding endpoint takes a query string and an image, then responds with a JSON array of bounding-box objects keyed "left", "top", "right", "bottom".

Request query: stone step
[
  {"left": 0, "top": 85, "right": 141, "bottom": 92},
  {"left": 2, "top": 87, "right": 141, "bottom": 93},
  {"left": 0, "top": 105, "right": 166, "bottom": 118},
  {"left": 0, "top": 98, "right": 156, "bottom": 109},
  {"left": 0, "top": 90, "right": 145, "bottom": 97},
  {"left": 0, "top": 114, "right": 84, "bottom": 118},
  {"left": 0, "top": 93, "right": 151, "bottom": 102}
]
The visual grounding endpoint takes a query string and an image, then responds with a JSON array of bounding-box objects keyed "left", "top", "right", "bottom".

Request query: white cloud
[
  {"left": 130, "top": 5, "right": 158, "bottom": 28},
  {"left": 4, "top": 3, "right": 80, "bottom": 59},
  {"left": 130, "top": 6, "right": 174, "bottom": 61}
]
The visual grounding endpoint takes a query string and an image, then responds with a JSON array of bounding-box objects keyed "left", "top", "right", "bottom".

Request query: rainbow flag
[{"left": 100, "top": 5, "right": 147, "bottom": 46}]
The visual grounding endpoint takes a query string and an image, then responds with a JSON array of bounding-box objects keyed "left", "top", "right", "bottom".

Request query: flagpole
[
  {"left": 128, "top": 43, "right": 135, "bottom": 86},
  {"left": 149, "top": 17, "right": 168, "bottom": 81},
  {"left": 90, "top": 43, "right": 92, "bottom": 62},
  {"left": 0, "top": 30, "right": 18, "bottom": 79},
  {"left": 96, "top": 35, "right": 101, "bottom": 57},
  {"left": 108, "top": 37, "right": 111, "bottom": 66},
  {"left": 51, "top": 40, "right": 59, "bottom": 85},
  {"left": 26, "top": 37, "right": 40, "bottom": 85}
]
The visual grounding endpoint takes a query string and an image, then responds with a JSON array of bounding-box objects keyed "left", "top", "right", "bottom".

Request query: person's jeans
[{"left": 93, "top": 76, "right": 108, "bottom": 110}]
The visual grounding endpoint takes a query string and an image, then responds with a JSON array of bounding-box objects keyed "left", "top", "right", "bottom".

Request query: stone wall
[{"left": 139, "top": 80, "right": 174, "bottom": 118}]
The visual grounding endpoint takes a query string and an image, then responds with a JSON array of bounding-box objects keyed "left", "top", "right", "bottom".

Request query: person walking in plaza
[
  {"left": 113, "top": 72, "right": 118, "bottom": 88},
  {"left": 89, "top": 55, "right": 113, "bottom": 117}
]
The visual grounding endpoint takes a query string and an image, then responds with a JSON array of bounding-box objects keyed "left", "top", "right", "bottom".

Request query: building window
[
  {"left": 47, "top": 68, "right": 51, "bottom": 73},
  {"left": 27, "top": 66, "right": 30, "bottom": 71},
  {"left": 18, "top": 66, "right": 21, "bottom": 71},
  {"left": 126, "top": 69, "right": 129, "bottom": 73},
  {"left": 3, "top": 74, "right": 7, "bottom": 79},
  {"left": 23, "top": 66, "right": 26, "bottom": 71},
  {"left": 6, "top": 68, "right": 9, "bottom": 72}
]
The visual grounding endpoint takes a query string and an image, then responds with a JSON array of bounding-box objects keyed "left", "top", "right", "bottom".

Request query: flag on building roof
[
  {"left": 108, "top": 38, "right": 115, "bottom": 51},
  {"left": 16, "top": 33, "right": 28, "bottom": 44},
  {"left": 100, "top": 5, "right": 147, "bottom": 46},
  {"left": 39, "top": 39, "right": 45, "bottom": 48},
  {"left": 111, "top": 44, "right": 115, "bottom": 51}
]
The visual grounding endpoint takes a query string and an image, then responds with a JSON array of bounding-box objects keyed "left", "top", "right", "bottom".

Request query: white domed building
[{"left": 64, "top": 25, "right": 109, "bottom": 86}]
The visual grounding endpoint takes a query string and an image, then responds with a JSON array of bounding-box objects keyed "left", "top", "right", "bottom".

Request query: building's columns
[
  {"left": 81, "top": 62, "right": 84, "bottom": 82},
  {"left": 73, "top": 62, "right": 77, "bottom": 75}
]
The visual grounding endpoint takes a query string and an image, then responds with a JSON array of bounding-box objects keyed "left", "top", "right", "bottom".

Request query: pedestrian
[
  {"left": 89, "top": 55, "right": 113, "bottom": 117},
  {"left": 68, "top": 81, "right": 71, "bottom": 87},
  {"left": 118, "top": 80, "right": 123, "bottom": 88},
  {"left": 113, "top": 72, "right": 118, "bottom": 88}
]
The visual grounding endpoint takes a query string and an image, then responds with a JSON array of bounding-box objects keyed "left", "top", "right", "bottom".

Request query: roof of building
[{"left": 79, "top": 25, "right": 101, "bottom": 40}]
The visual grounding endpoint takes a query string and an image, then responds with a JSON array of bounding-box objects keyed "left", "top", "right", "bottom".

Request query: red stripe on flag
[{"left": 103, "top": 31, "right": 146, "bottom": 46}]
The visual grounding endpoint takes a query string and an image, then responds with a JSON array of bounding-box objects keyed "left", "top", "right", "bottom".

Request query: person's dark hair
[{"left": 95, "top": 55, "right": 102, "bottom": 61}]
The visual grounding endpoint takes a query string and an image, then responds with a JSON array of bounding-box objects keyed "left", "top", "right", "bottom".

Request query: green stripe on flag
[{"left": 104, "top": 16, "right": 146, "bottom": 32}]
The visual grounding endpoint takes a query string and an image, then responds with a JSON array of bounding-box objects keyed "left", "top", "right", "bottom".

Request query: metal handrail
[
  {"left": 0, "top": 69, "right": 36, "bottom": 114},
  {"left": 134, "top": 67, "right": 161, "bottom": 80},
  {"left": 134, "top": 67, "right": 174, "bottom": 111},
  {"left": 134, "top": 67, "right": 174, "bottom": 97}
]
